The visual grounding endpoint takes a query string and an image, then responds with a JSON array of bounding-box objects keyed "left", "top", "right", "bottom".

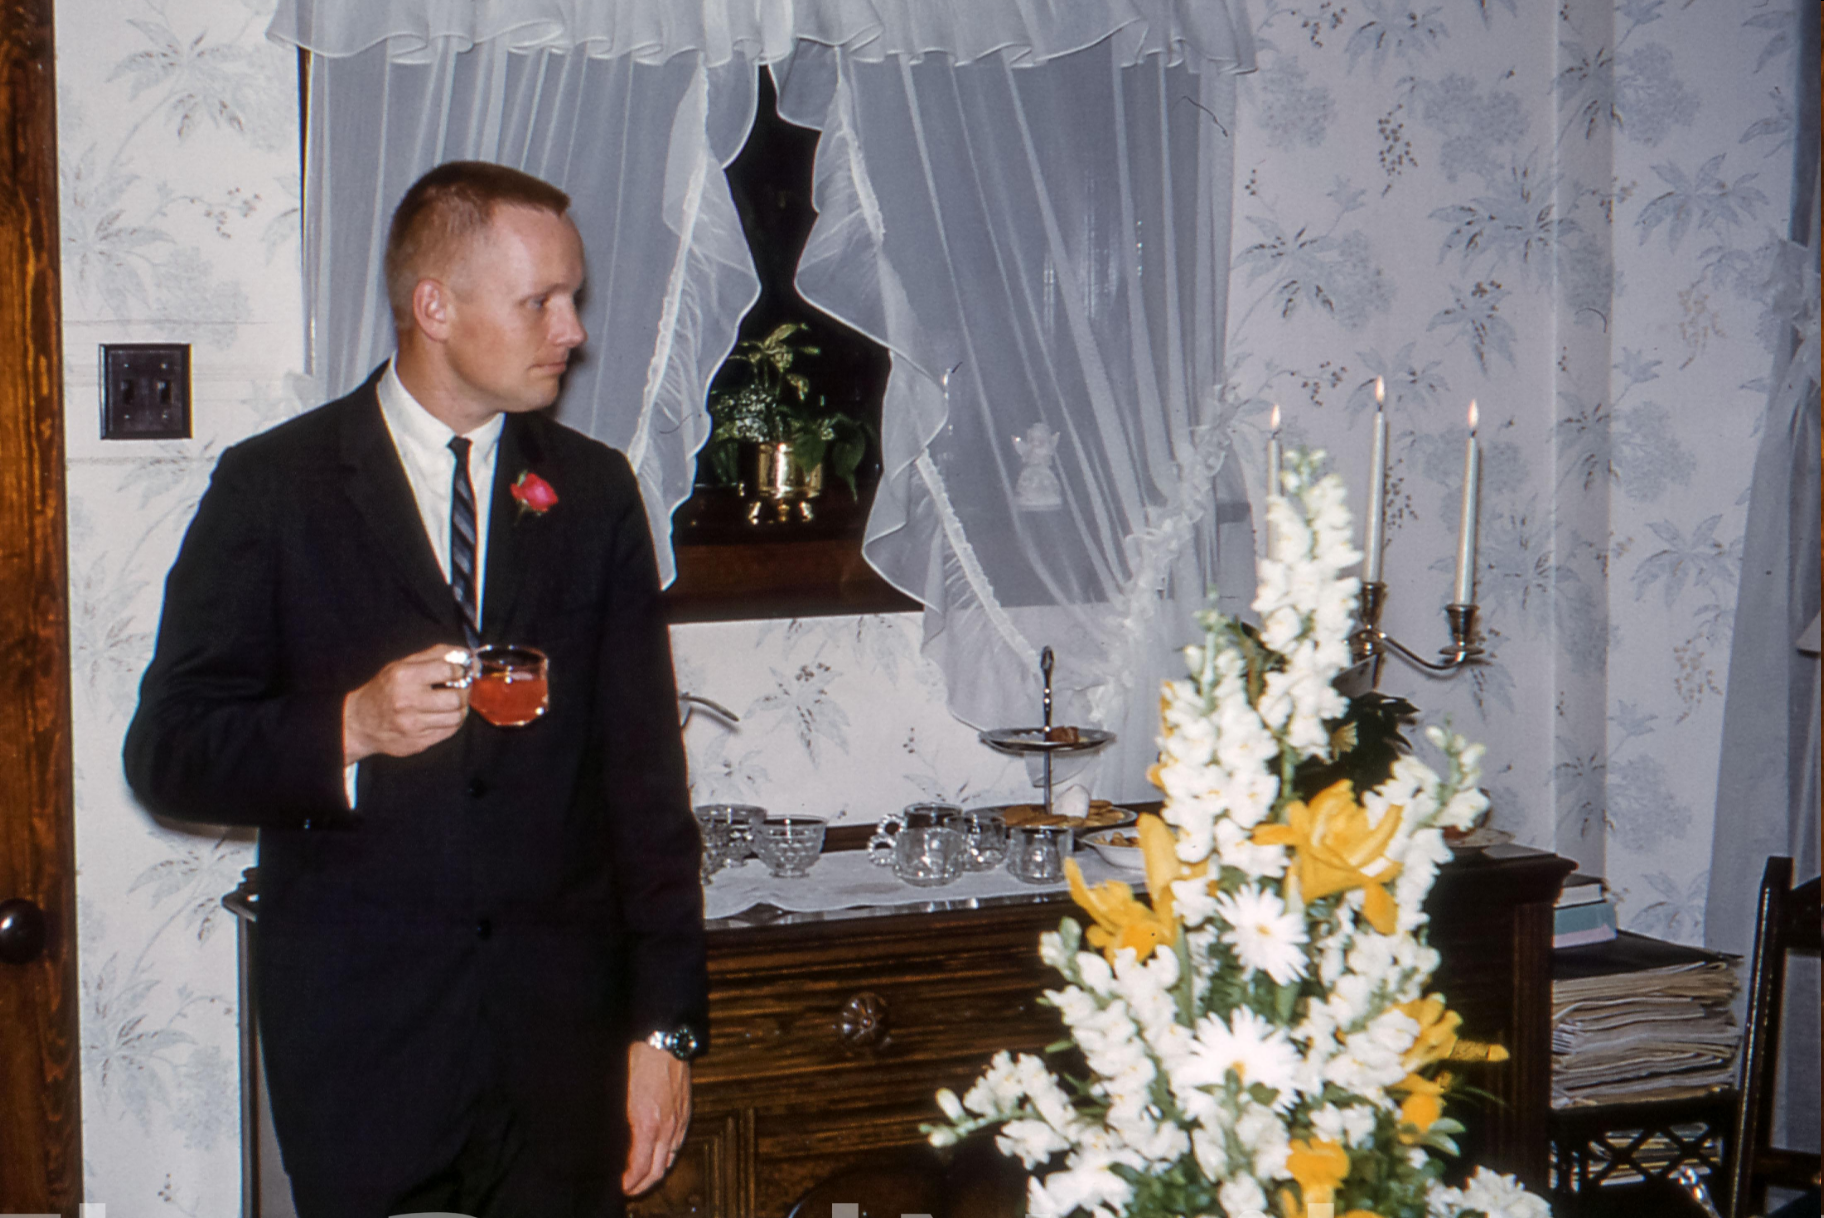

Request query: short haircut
[{"left": 384, "top": 161, "right": 571, "bottom": 329}]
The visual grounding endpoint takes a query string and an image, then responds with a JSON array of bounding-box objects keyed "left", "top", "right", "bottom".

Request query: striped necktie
[{"left": 448, "top": 436, "right": 481, "bottom": 648}]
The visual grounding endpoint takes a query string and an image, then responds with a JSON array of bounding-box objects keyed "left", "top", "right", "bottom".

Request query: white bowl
[{"left": 1082, "top": 829, "right": 1145, "bottom": 871}]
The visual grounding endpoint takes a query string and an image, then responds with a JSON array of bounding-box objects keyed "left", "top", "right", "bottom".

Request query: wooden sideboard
[{"left": 632, "top": 844, "right": 1573, "bottom": 1218}]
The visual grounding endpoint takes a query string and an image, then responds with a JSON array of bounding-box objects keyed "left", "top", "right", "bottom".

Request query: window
[{"left": 664, "top": 68, "right": 914, "bottom": 622}]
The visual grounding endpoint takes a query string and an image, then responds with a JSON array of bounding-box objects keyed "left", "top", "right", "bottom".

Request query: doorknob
[{"left": 0, "top": 898, "right": 46, "bottom": 965}]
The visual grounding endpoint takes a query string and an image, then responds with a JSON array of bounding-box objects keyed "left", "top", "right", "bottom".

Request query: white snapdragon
[
  {"left": 1326, "top": 1006, "right": 1421, "bottom": 1095},
  {"left": 1235, "top": 1099, "right": 1291, "bottom": 1178},
  {"left": 1172, "top": 874, "right": 1220, "bottom": 928},
  {"left": 1310, "top": 1102, "right": 1380, "bottom": 1149},
  {"left": 1215, "top": 818, "right": 1289, "bottom": 880},
  {"left": 998, "top": 1118, "right": 1072, "bottom": 1167},
  {"left": 1027, "top": 1164, "right": 1132, "bottom": 1218},
  {"left": 1218, "top": 1175, "right": 1268, "bottom": 1218},
  {"left": 1190, "top": 1126, "right": 1232, "bottom": 1179}
]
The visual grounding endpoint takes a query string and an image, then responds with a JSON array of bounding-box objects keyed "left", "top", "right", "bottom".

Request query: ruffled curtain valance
[{"left": 268, "top": 0, "right": 1256, "bottom": 70}]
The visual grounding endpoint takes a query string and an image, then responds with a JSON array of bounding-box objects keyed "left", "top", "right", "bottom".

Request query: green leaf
[
  {"left": 1275, "top": 977, "right": 1301, "bottom": 1023},
  {"left": 793, "top": 433, "right": 827, "bottom": 474}
]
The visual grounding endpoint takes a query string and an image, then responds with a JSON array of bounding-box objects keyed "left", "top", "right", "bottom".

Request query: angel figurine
[{"left": 1013, "top": 422, "right": 1063, "bottom": 510}]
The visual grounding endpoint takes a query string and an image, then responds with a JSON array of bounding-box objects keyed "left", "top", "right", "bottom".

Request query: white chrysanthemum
[
  {"left": 1177, "top": 1008, "right": 1301, "bottom": 1107},
  {"left": 1215, "top": 885, "right": 1309, "bottom": 985},
  {"left": 1446, "top": 1167, "right": 1553, "bottom": 1218}
]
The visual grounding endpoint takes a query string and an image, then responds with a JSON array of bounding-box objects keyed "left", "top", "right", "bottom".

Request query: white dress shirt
[
  {"left": 346, "top": 360, "right": 505, "bottom": 806},
  {"left": 377, "top": 359, "right": 504, "bottom": 611}
]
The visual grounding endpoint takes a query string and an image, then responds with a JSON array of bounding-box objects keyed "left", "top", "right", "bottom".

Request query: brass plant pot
[{"left": 741, "top": 440, "right": 823, "bottom": 524}]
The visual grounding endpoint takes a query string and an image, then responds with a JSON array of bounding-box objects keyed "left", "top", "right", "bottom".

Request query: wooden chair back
[{"left": 1726, "top": 855, "right": 1821, "bottom": 1218}]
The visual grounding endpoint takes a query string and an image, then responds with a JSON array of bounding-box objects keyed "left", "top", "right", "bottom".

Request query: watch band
[{"left": 646, "top": 1025, "right": 701, "bottom": 1061}]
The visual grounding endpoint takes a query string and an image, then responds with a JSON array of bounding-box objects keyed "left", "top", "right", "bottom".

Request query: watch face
[{"left": 672, "top": 1026, "right": 700, "bottom": 1060}]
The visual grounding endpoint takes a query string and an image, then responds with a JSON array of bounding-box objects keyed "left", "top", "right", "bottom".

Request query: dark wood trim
[
  {"left": 665, "top": 485, "right": 917, "bottom": 623},
  {"left": 665, "top": 539, "right": 919, "bottom": 623},
  {"left": 0, "top": 0, "right": 80, "bottom": 1210}
]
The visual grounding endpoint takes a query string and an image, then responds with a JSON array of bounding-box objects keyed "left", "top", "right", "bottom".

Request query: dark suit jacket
[{"left": 124, "top": 370, "right": 707, "bottom": 1191}]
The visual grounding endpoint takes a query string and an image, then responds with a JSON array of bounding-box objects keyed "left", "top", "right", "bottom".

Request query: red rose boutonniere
[{"left": 510, "top": 469, "right": 558, "bottom": 519}]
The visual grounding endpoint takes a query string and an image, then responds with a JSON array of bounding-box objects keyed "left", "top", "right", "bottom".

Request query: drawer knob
[{"left": 838, "top": 991, "right": 890, "bottom": 1048}]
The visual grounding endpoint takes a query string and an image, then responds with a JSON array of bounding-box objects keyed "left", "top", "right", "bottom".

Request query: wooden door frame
[{"left": 0, "top": 0, "right": 82, "bottom": 1211}]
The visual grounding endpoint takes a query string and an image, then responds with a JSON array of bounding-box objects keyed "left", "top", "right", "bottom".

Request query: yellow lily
[
  {"left": 1395, "top": 996, "right": 1461, "bottom": 1071},
  {"left": 1393, "top": 1070, "right": 1452, "bottom": 1143},
  {"left": 1448, "top": 1038, "right": 1511, "bottom": 1064},
  {"left": 1066, "top": 814, "right": 1201, "bottom": 963},
  {"left": 1285, "top": 1136, "right": 1351, "bottom": 1207},
  {"left": 1252, "top": 780, "right": 1404, "bottom": 933}
]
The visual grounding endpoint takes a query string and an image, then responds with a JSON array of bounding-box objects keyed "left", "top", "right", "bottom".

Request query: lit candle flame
[
  {"left": 1374, "top": 376, "right": 1385, "bottom": 408},
  {"left": 1467, "top": 400, "right": 1478, "bottom": 432},
  {"left": 1270, "top": 403, "right": 1281, "bottom": 433}
]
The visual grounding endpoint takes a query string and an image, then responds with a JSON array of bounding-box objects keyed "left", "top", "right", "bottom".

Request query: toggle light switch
[{"left": 101, "top": 343, "right": 190, "bottom": 439}]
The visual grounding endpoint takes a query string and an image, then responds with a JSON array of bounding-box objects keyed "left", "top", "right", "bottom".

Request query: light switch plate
[{"left": 101, "top": 343, "right": 190, "bottom": 439}]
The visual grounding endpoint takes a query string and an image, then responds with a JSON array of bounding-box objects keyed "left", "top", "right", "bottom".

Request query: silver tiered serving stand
[{"left": 978, "top": 646, "right": 1114, "bottom": 816}]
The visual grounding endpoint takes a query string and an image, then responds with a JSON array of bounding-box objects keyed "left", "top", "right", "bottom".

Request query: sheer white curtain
[
  {"left": 1705, "top": 13, "right": 1820, "bottom": 1155},
  {"left": 775, "top": 27, "right": 1256, "bottom": 799},
  {"left": 272, "top": 10, "right": 762, "bottom": 583}
]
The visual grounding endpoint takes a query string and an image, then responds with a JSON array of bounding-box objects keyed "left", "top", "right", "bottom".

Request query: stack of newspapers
[{"left": 1550, "top": 932, "right": 1741, "bottom": 1108}]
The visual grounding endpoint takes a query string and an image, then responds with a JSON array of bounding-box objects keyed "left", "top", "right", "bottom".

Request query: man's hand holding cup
[{"left": 342, "top": 644, "right": 474, "bottom": 764}]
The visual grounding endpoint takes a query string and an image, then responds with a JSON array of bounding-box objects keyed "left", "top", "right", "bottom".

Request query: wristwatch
[{"left": 645, "top": 1025, "right": 702, "bottom": 1061}]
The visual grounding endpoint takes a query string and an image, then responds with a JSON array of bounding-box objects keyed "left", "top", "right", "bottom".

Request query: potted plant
[{"left": 704, "top": 322, "right": 871, "bottom": 522}]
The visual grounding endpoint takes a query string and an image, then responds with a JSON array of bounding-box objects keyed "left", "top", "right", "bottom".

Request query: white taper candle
[
  {"left": 1264, "top": 404, "right": 1282, "bottom": 554},
  {"left": 1364, "top": 378, "right": 1387, "bottom": 583},
  {"left": 1453, "top": 400, "right": 1480, "bottom": 604}
]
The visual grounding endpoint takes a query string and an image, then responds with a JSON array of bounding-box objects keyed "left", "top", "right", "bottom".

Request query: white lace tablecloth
[{"left": 701, "top": 846, "right": 1142, "bottom": 921}]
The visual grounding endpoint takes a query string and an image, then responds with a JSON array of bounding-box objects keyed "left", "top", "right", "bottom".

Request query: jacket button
[
  {"left": 466, "top": 778, "right": 489, "bottom": 798},
  {"left": 475, "top": 918, "right": 492, "bottom": 940}
]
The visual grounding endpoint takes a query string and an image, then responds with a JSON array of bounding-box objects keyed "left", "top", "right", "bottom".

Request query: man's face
[{"left": 440, "top": 205, "right": 587, "bottom": 418}]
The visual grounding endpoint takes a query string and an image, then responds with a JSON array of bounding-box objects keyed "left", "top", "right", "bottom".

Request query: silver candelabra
[{"left": 1348, "top": 581, "right": 1483, "bottom": 688}]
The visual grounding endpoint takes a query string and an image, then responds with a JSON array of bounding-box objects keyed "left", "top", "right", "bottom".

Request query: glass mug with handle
[
  {"left": 1006, "top": 825, "right": 1073, "bottom": 885},
  {"left": 867, "top": 802, "right": 961, "bottom": 867},
  {"left": 441, "top": 645, "right": 550, "bottom": 727},
  {"left": 942, "top": 806, "right": 1009, "bottom": 871},
  {"left": 891, "top": 824, "right": 965, "bottom": 887}
]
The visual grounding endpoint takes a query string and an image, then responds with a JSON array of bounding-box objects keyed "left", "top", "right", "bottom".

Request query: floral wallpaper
[
  {"left": 1223, "top": 0, "right": 1802, "bottom": 949},
  {"left": 52, "top": 0, "right": 1804, "bottom": 1211}
]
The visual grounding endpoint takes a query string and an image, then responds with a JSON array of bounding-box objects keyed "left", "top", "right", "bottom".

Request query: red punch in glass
[{"left": 444, "top": 645, "right": 550, "bottom": 727}]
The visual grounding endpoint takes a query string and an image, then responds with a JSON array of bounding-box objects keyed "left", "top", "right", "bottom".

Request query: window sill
[{"left": 664, "top": 486, "right": 919, "bottom": 623}]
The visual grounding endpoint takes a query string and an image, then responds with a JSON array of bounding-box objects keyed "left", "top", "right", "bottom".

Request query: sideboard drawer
[{"left": 694, "top": 903, "right": 1073, "bottom": 1108}]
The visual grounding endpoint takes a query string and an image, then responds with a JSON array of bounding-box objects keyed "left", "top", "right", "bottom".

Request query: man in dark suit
[{"left": 125, "top": 162, "right": 706, "bottom": 1217}]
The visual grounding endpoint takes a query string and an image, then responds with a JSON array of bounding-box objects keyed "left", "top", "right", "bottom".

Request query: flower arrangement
[{"left": 926, "top": 452, "right": 1550, "bottom": 1218}]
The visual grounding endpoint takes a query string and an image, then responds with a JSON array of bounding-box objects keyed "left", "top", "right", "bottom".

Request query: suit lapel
[
  {"left": 338, "top": 379, "right": 458, "bottom": 629},
  {"left": 479, "top": 413, "right": 548, "bottom": 640}
]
